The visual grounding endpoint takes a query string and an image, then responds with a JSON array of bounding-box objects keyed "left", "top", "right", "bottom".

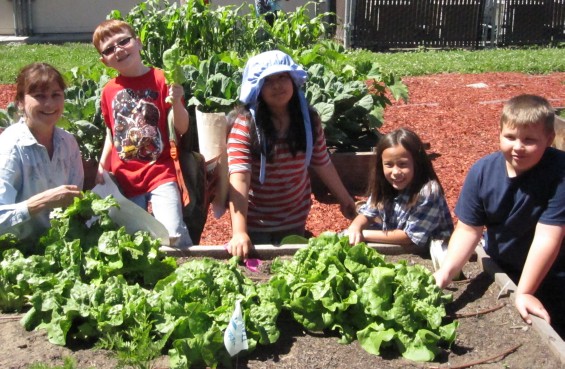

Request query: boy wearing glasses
[{"left": 92, "top": 19, "right": 192, "bottom": 249}]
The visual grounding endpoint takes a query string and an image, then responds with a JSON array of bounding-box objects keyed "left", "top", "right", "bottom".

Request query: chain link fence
[{"left": 337, "top": 0, "right": 565, "bottom": 50}]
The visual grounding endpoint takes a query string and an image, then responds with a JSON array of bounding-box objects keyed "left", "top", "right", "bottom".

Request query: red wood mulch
[{"left": 2, "top": 72, "right": 565, "bottom": 245}]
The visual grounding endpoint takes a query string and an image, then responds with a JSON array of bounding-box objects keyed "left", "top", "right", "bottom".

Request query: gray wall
[{"left": 1, "top": 0, "right": 327, "bottom": 36}]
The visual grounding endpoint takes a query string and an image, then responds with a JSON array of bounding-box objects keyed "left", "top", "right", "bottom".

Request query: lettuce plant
[{"left": 270, "top": 233, "right": 457, "bottom": 361}]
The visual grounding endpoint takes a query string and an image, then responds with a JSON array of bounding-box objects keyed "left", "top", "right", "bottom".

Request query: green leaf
[
  {"left": 357, "top": 322, "right": 396, "bottom": 355},
  {"left": 313, "top": 102, "right": 334, "bottom": 123}
]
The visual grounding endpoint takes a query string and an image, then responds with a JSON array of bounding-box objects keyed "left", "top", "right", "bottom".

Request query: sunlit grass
[
  {"left": 348, "top": 46, "right": 565, "bottom": 77},
  {"left": 1, "top": 42, "right": 565, "bottom": 84},
  {"left": 0, "top": 43, "right": 99, "bottom": 84}
]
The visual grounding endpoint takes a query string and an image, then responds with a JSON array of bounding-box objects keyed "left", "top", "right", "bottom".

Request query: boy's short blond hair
[
  {"left": 500, "top": 94, "right": 555, "bottom": 135},
  {"left": 92, "top": 19, "right": 137, "bottom": 54}
]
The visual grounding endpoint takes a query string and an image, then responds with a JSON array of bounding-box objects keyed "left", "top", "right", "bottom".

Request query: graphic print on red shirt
[{"left": 112, "top": 88, "right": 163, "bottom": 163}]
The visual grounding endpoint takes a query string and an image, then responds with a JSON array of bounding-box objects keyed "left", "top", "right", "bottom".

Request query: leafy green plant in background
[
  {"left": 184, "top": 52, "right": 243, "bottom": 113},
  {"left": 112, "top": 0, "right": 333, "bottom": 69},
  {"left": 60, "top": 65, "right": 115, "bottom": 161},
  {"left": 0, "top": 102, "right": 17, "bottom": 128},
  {"left": 294, "top": 42, "right": 408, "bottom": 151}
]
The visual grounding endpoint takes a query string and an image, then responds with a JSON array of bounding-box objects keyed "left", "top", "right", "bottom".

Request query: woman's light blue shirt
[{"left": 0, "top": 119, "right": 84, "bottom": 240}]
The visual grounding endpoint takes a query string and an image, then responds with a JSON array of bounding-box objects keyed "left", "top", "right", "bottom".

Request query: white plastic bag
[
  {"left": 224, "top": 299, "right": 248, "bottom": 357},
  {"left": 91, "top": 171, "right": 170, "bottom": 245}
]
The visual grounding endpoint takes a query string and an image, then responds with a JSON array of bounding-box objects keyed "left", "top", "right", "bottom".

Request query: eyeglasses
[{"left": 100, "top": 36, "right": 133, "bottom": 57}]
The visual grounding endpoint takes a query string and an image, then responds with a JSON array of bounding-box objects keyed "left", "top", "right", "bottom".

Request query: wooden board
[{"left": 475, "top": 246, "right": 565, "bottom": 365}]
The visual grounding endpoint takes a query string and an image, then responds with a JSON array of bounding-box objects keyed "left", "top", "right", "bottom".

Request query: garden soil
[{"left": 1, "top": 72, "right": 565, "bottom": 368}]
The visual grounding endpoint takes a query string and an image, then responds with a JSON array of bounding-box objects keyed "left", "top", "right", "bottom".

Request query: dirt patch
[{"left": 2, "top": 72, "right": 565, "bottom": 368}]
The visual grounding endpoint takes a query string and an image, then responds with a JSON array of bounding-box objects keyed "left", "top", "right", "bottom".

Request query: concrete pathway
[{"left": 0, "top": 33, "right": 91, "bottom": 44}]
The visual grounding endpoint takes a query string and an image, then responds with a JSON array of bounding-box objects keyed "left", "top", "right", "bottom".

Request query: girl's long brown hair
[{"left": 368, "top": 128, "right": 443, "bottom": 211}]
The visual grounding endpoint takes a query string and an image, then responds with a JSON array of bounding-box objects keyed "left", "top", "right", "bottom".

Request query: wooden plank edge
[
  {"left": 475, "top": 246, "right": 565, "bottom": 365},
  {"left": 160, "top": 242, "right": 422, "bottom": 258}
]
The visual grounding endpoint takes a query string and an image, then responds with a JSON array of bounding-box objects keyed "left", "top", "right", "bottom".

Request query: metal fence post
[{"left": 343, "top": 0, "right": 352, "bottom": 49}]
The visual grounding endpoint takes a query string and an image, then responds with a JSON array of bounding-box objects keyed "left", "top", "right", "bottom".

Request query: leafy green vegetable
[
  {"left": 162, "top": 40, "right": 186, "bottom": 104},
  {"left": 185, "top": 53, "right": 242, "bottom": 113},
  {"left": 0, "top": 193, "right": 280, "bottom": 368},
  {"left": 0, "top": 195, "right": 456, "bottom": 366},
  {"left": 154, "top": 257, "right": 280, "bottom": 368},
  {"left": 269, "top": 233, "right": 457, "bottom": 361}
]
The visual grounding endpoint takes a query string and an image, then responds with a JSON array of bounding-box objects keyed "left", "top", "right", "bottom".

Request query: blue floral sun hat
[{"left": 239, "top": 50, "right": 313, "bottom": 183}]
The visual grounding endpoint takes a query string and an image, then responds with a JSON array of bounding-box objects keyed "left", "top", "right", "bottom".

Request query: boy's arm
[
  {"left": 96, "top": 128, "right": 114, "bottom": 184},
  {"left": 514, "top": 222, "right": 565, "bottom": 324},
  {"left": 169, "top": 84, "right": 189, "bottom": 135},
  {"left": 434, "top": 220, "right": 483, "bottom": 288}
]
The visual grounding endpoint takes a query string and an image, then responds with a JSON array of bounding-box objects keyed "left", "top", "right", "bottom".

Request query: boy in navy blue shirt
[{"left": 434, "top": 94, "right": 565, "bottom": 334}]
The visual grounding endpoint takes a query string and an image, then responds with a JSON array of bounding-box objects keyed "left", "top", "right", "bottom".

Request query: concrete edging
[{"left": 160, "top": 242, "right": 421, "bottom": 259}]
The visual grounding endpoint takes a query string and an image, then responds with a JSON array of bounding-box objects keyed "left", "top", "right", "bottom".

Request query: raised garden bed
[{"left": 1, "top": 245, "right": 564, "bottom": 369}]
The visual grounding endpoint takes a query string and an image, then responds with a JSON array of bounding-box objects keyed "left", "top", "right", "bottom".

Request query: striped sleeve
[
  {"left": 310, "top": 118, "right": 331, "bottom": 167},
  {"left": 227, "top": 114, "right": 253, "bottom": 175}
]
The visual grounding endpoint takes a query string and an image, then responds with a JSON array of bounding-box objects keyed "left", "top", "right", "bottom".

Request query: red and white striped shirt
[{"left": 227, "top": 113, "right": 331, "bottom": 232}]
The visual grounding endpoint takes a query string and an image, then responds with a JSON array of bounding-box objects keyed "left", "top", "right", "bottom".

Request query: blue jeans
[{"left": 129, "top": 181, "right": 192, "bottom": 247}]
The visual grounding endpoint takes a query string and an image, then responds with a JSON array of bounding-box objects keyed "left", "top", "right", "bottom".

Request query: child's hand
[
  {"left": 227, "top": 232, "right": 253, "bottom": 260},
  {"left": 166, "top": 83, "right": 184, "bottom": 104},
  {"left": 347, "top": 225, "right": 363, "bottom": 245},
  {"left": 95, "top": 164, "right": 106, "bottom": 185},
  {"left": 514, "top": 292, "right": 551, "bottom": 325},
  {"left": 433, "top": 269, "right": 451, "bottom": 289}
]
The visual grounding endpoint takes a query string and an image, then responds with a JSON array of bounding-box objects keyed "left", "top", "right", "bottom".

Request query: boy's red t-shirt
[{"left": 100, "top": 68, "right": 177, "bottom": 198}]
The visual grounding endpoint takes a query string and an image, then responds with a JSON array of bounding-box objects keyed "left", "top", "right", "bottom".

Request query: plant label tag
[{"left": 224, "top": 299, "right": 248, "bottom": 357}]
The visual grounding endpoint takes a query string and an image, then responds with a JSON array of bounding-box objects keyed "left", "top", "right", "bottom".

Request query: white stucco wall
[
  {"left": 0, "top": 1, "right": 14, "bottom": 34},
  {"left": 30, "top": 0, "right": 148, "bottom": 34}
]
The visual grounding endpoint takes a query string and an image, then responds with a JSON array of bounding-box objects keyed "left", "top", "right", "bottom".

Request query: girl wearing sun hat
[{"left": 226, "top": 50, "right": 356, "bottom": 259}]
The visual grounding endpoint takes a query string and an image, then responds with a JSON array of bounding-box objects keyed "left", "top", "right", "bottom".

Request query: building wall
[
  {"left": 0, "top": 1, "right": 15, "bottom": 34},
  {"left": 0, "top": 0, "right": 327, "bottom": 36},
  {"left": 31, "top": 0, "right": 148, "bottom": 34}
]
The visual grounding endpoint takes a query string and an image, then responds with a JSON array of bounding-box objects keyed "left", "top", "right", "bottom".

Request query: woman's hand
[
  {"left": 514, "top": 292, "right": 551, "bottom": 325},
  {"left": 227, "top": 231, "right": 253, "bottom": 260},
  {"left": 43, "top": 185, "right": 82, "bottom": 208},
  {"left": 26, "top": 185, "right": 82, "bottom": 216}
]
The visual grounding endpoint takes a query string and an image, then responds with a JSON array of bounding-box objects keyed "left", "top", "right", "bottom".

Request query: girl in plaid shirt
[{"left": 347, "top": 128, "right": 453, "bottom": 249}]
